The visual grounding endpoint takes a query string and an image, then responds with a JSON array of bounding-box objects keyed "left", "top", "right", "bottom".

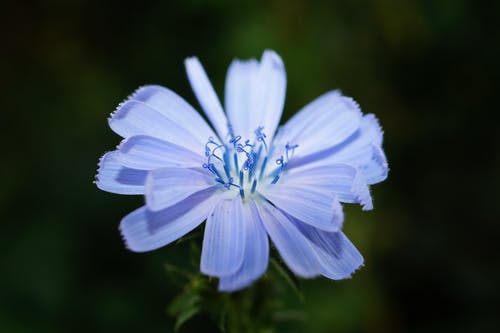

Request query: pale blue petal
[
  {"left": 119, "top": 187, "right": 218, "bottom": 252},
  {"left": 292, "top": 219, "right": 364, "bottom": 279},
  {"left": 145, "top": 167, "right": 215, "bottom": 211},
  {"left": 95, "top": 151, "right": 147, "bottom": 195},
  {"left": 185, "top": 57, "right": 229, "bottom": 140},
  {"left": 257, "top": 200, "right": 322, "bottom": 278},
  {"left": 260, "top": 184, "right": 343, "bottom": 231},
  {"left": 274, "top": 90, "right": 362, "bottom": 159},
  {"left": 284, "top": 163, "right": 373, "bottom": 210},
  {"left": 362, "top": 144, "right": 389, "bottom": 185},
  {"left": 109, "top": 100, "right": 205, "bottom": 152},
  {"left": 224, "top": 50, "right": 286, "bottom": 142},
  {"left": 218, "top": 199, "right": 269, "bottom": 292},
  {"left": 252, "top": 50, "right": 286, "bottom": 143},
  {"left": 286, "top": 114, "right": 387, "bottom": 187},
  {"left": 117, "top": 135, "right": 203, "bottom": 170},
  {"left": 201, "top": 197, "right": 245, "bottom": 277},
  {"left": 225, "top": 59, "right": 259, "bottom": 139},
  {"left": 319, "top": 114, "right": 384, "bottom": 167},
  {"left": 128, "top": 85, "right": 217, "bottom": 143}
]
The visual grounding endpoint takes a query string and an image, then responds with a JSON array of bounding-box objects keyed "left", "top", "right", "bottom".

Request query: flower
[{"left": 96, "top": 50, "right": 388, "bottom": 291}]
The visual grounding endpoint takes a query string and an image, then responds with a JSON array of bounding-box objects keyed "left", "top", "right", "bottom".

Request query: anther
[
  {"left": 251, "top": 179, "right": 257, "bottom": 193},
  {"left": 233, "top": 152, "right": 239, "bottom": 173},
  {"left": 259, "top": 156, "right": 268, "bottom": 181}
]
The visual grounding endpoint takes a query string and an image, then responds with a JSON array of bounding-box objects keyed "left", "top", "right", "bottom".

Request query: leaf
[
  {"left": 167, "top": 288, "right": 202, "bottom": 331},
  {"left": 167, "top": 289, "right": 201, "bottom": 315},
  {"left": 174, "top": 306, "right": 200, "bottom": 331}
]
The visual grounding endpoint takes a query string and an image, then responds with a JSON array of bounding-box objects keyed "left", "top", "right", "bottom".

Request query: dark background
[{"left": 1, "top": 0, "right": 499, "bottom": 332}]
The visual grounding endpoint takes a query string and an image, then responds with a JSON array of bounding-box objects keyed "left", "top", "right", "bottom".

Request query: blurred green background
[{"left": 1, "top": 0, "right": 499, "bottom": 332}]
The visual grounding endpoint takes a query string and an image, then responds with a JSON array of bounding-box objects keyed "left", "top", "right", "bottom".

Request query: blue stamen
[
  {"left": 203, "top": 163, "right": 224, "bottom": 180},
  {"left": 233, "top": 152, "right": 239, "bottom": 173},
  {"left": 251, "top": 179, "right": 257, "bottom": 193},
  {"left": 224, "top": 177, "right": 234, "bottom": 190},
  {"left": 211, "top": 144, "right": 224, "bottom": 162},
  {"left": 229, "top": 135, "right": 241, "bottom": 148},
  {"left": 255, "top": 126, "right": 268, "bottom": 152},
  {"left": 223, "top": 148, "right": 231, "bottom": 178},
  {"left": 285, "top": 143, "right": 299, "bottom": 161},
  {"left": 259, "top": 156, "right": 268, "bottom": 181}
]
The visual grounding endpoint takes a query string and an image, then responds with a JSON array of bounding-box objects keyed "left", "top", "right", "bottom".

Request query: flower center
[{"left": 202, "top": 126, "right": 298, "bottom": 198}]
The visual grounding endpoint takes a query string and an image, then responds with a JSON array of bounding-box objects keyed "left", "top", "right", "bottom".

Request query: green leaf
[
  {"left": 167, "top": 287, "right": 203, "bottom": 331},
  {"left": 174, "top": 306, "right": 200, "bottom": 331},
  {"left": 167, "top": 290, "right": 201, "bottom": 316}
]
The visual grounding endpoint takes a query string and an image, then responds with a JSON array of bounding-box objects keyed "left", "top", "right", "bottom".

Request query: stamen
[
  {"left": 203, "top": 163, "right": 224, "bottom": 180},
  {"left": 233, "top": 152, "right": 239, "bottom": 173},
  {"left": 255, "top": 126, "right": 268, "bottom": 152},
  {"left": 222, "top": 147, "right": 231, "bottom": 178},
  {"left": 203, "top": 133, "right": 299, "bottom": 194},
  {"left": 224, "top": 177, "right": 234, "bottom": 190},
  {"left": 269, "top": 156, "right": 285, "bottom": 184},
  {"left": 229, "top": 135, "right": 241, "bottom": 148},
  {"left": 239, "top": 170, "right": 245, "bottom": 199},
  {"left": 259, "top": 156, "right": 268, "bottom": 181},
  {"left": 211, "top": 144, "right": 224, "bottom": 162},
  {"left": 285, "top": 143, "right": 299, "bottom": 161}
]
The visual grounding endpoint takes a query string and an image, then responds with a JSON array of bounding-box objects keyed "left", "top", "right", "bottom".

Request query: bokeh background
[{"left": 1, "top": 0, "right": 499, "bottom": 332}]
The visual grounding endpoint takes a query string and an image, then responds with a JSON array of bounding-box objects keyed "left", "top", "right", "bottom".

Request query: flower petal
[
  {"left": 275, "top": 90, "right": 362, "bottom": 159},
  {"left": 225, "top": 50, "right": 286, "bottom": 142},
  {"left": 185, "top": 57, "right": 229, "bottom": 140},
  {"left": 218, "top": 199, "right": 269, "bottom": 292},
  {"left": 260, "top": 184, "right": 343, "bottom": 231},
  {"left": 293, "top": 220, "right": 364, "bottom": 280},
  {"left": 201, "top": 197, "right": 245, "bottom": 277},
  {"left": 285, "top": 114, "right": 387, "bottom": 186},
  {"left": 257, "top": 200, "right": 322, "bottom": 278},
  {"left": 256, "top": 50, "right": 287, "bottom": 143},
  {"left": 128, "top": 85, "right": 217, "bottom": 143},
  {"left": 283, "top": 163, "right": 373, "bottom": 210},
  {"left": 95, "top": 151, "right": 148, "bottom": 195},
  {"left": 361, "top": 144, "right": 389, "bottom": 185},
  {"left": 109, "top": 100, "right": 205, "bottom": 152},
  {"left": 145, "top": 167, "right": 215, "bottom": 211},
  {"left": 119, "top": 187, "right": 218, "bottom": 252},
  {"left": 117, "top": 135, "right": 203, "bottom": 170},
  {"left": 224, "top": 58, "right": 259, "bottom": 139}
]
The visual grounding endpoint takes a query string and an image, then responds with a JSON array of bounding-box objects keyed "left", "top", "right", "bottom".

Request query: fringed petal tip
[
  {"left": 364, "top": 113, "right": 384, "bottom": 145},
  {"left": 366, "top": 144, "right": 389, "bottom": 184},
  {"left": 94, "top": 151, "right": 148, "bottom": 195},
  {"left": 108, "top": 84, "right": 165, "bottom": 122},
  {"left": 323, "top": 261, "right": 365, "bottom": 281}
]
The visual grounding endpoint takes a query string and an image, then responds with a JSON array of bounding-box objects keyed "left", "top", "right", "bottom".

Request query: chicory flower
[{"left": 96, "top": 50, "right": 388, "bottom": 291}]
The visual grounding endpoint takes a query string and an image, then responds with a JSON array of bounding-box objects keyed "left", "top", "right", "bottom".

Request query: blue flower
[{"left": 96, "top": 50, "right": 388, "bottom": 291}]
